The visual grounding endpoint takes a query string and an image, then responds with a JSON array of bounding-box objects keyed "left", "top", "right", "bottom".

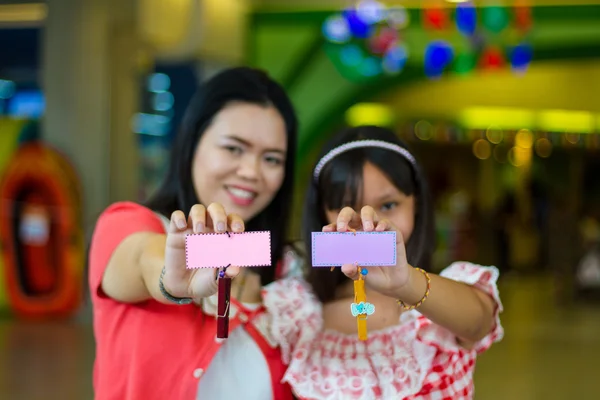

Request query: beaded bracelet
[{"left": 397, "top": 267, "right": 431, "bottom": 310}]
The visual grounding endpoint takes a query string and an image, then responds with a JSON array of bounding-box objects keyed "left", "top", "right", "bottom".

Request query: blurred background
[{"left": 0, "top": 0, "right": 599, "bottom": 399}]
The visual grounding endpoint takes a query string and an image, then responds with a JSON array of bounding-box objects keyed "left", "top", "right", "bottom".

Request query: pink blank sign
[{"left": 185, "top": 231, "right": 271, "bottom": 269}]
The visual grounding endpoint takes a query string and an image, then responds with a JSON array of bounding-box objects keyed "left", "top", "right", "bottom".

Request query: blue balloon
[
  {"left": 456, "top": 2, "right": 477, "bottom": 36},
  {"left": 383, "top": 45, "right": 408, "bottom": 74},
  {"left": 424, "top": 41, "right": 454, "bottom": 78},
  {"left": 342, "top": 8, "right": 372, "bottom": 39},
  {"left": 511, "top": 43, "right": 533, "bottom": 70}
]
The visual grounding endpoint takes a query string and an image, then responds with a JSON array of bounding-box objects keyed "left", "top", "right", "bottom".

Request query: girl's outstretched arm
[
  {"left": 336, "top": 206, "right": 498, "bottom": 347},
  {"left": 393, "top": 266, "right": 496, "bottom": 346}
]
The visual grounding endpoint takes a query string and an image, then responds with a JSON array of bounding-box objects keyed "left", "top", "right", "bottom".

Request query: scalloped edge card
[
  {"left": 311, "top": 231, "right": 396, "bottom": 267},
  {"left": 185, "top": 231, "right": 271, "bottom": 269}
]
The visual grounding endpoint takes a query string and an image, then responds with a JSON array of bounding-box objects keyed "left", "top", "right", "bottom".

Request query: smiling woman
[{"left": 88, "top": 67, "right": 301, "bottom": 400}]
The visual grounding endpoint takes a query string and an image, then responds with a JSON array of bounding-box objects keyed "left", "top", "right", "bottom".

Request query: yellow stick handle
[{"left": 354, "top": 279, "right": 368, "bottom": 341}]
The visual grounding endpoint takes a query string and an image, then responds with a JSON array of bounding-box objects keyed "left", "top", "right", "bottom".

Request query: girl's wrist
[{"left": 394, "top": 265, "right": 428, "bottom": 305}]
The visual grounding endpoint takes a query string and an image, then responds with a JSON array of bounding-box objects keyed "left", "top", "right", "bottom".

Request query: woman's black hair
[
  {"left": 302, "top": 125, "right": 435, "bottom": 303},
  {"left": 146, "top": 67, "right": 298, "bottom": 285}
]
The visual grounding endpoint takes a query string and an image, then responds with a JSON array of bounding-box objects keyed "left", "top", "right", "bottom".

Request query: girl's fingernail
[
  {"left": 194, "top": 222, "right": 204, "bottom": 234},
  {"left": 176, "top": 219, "right": 187, "bottom": 229},
  {"left": 337, "top": 223, "right": 346, "bottom": 231},
  {"left": 364, "top": 221, "right": 374, "bottom": 230},
  {"left": 232, "top": 223, "right": 242, "bottom": 231},
  {"left": 217, "top": 222, "right": 226, "bottom": 232}
]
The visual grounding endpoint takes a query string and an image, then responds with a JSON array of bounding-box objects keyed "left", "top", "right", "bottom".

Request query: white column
[{"left": 42, "top": 0, "right": 141, "bottom": 232}]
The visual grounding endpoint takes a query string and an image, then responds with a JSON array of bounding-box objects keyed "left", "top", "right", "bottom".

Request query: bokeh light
[
  {"left": 534, "top": 138, "right": 553, "bottom": 158},
  {"left": 415, "top": 120, "right": 434, "bottom": 140},
  {"left": 356, "top": 0, "right": 386, "bottom": 25},
  {"left": 387, "top": 6, "right": 409, "bottom": 29},
  {"left": 473, "top": 139, "right": 492, "bottom": 160},
  {"left": 565, "top": 133, "right": 580, "bottom": 144},
  {"left": 323, "top": 15, "right": 351, "bottom": 43},
  {"left": 382, "top": 44, "right": 408, "bottom": 74},
  {"left": 515, "top": 128, "right": 534, "bottom": 148},
  {"left": 148, "top": 73, "right": 170, "bottom": 93},
  {"left": 340, "top": 44, "right": 363, "bottom": 66},
  {"left": 486, "top": 126, "right": 504, "bottom": 144},
  {"left": 508, "top": 146, "right": 531, "bottom": 167}
]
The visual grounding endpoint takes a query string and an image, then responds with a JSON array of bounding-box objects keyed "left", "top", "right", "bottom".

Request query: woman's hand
[
  {"left": 324, "top": 206, "right": 411, "bottom": 298},
  {"left": 162, "top": 203, "right": 244, "bottom": 300}
]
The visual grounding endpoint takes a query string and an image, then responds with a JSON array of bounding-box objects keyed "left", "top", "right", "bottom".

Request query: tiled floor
[{"left": 0, "top": 275, "right": 599, "bottom": 400}]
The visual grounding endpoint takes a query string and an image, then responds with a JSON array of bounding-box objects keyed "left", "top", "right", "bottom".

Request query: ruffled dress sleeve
[{"left": 414, "top": 262, "right": 504, "bottom": 354}]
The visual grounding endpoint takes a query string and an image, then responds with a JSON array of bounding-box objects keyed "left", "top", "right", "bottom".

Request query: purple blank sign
[{"left": 311, "top": 231, "right": 397, "bottom": 267}]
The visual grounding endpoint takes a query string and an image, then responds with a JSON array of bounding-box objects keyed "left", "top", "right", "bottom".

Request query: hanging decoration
[
  {"left": 482, "top": 5, "right": 510, "bottom": 34},
  {"left": 420, "top": 0, "right": 534, "bottom": 79},
  {"left": 422, "top": 2, "right": 451, "bottom": 31},
  {"left": 456, "top": 2, "right": 477, "bottom": 37},
  {"left": 322, "top": 0, "right": 411, "bottom": 82},
  {"left": 323, "top": 1, "right": 535, "bottom": 82},
  {"left": 510, "top": 43, "right": 533, "bottom": 73},
  {"left": 479, "top": 46, "right": 505, "bottom": 69},
  {"left": 424, "top": 41, "right": 455, "bottom": 79}
]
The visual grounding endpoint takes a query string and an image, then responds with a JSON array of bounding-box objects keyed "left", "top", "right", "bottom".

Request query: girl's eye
[
  {"left": 380, "top": 202, "right": 398, "bottom": 212},
  {"left": 264, "top": 156, "right": 284, "bottom": 166}
]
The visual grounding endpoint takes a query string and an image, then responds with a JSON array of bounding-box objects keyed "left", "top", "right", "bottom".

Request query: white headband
[{"left": 313, "top": 139, "right": 417, "bottom": 182}]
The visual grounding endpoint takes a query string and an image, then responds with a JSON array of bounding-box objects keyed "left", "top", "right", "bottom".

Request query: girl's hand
[
  {"left": 162, "top": 203, "right": 243, "bottom": 300},
  {"left": 324, "top": 206, "right": 410, "bottom": 297}
]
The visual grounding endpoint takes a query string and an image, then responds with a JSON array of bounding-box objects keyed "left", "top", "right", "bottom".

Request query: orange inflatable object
[{"left": 0, "top": 142, "right": 84, "bottom": 319}]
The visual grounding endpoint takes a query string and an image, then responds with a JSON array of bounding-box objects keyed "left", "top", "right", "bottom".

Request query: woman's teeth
[{"left": 228, "top": 187, "right": 255, "bottom": 199}]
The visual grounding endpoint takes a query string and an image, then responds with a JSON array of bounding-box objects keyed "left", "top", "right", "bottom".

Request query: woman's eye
[
  {"left": 380, "top": 202, "right": 398, "bottom": 212},
  {"left": 224, "top": 145, "right": 243, "bottom": 155}
]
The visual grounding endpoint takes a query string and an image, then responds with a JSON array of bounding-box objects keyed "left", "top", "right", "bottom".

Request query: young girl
[{"left": 261, "top": 125, "right": 503, "bottom": 399}]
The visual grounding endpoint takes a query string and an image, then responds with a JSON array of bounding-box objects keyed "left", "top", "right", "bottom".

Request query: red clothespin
[{"left": 217, "top": 263, "right": 232, "bottom": 339}]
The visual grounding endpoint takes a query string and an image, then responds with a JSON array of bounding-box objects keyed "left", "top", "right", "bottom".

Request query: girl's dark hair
[
  {"left": 303, "top": 126, "right": 435, "bottom": 303},
  {"left": 146, "top": 67, "right": 298, "bottom": 285}
]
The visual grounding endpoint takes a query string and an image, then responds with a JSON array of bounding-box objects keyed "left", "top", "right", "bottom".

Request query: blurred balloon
[
  {"left": 510, "top": 43, "right": 533, "bottom": 72},
  {"left": 323, "top": 15, "right": 351, "bottom": 43},
  {"left": 456, "top": 1, "right": 477, "bottom": 36},
  {"left": 480, "top": 46, "right": 505, "bottom": 69},
  {"left": 425, "top": 40, "right": 454, "bottom": 78},
  {"left": 423, "top": 5, "right": 450, "bottom": 30},
  {"left": 368, "top": 27, "right": 398, "bottom": 55},
  {"left": 382, "top": 44, "right": 408, "bottom": 74},
  {"left": 483, "top": 5, "right": 510, "bottom": 33},
  {"left": 360, "top": 57, "right": 382, "bottom": 77},
  {"left": 453, "top": 51, "right": 477, "bottom": 75},
  {"left": 340, "top": 44, "right": 363, "bottom": 66},
  {"left": 356, "top": 0, "right": 386, "bottom": 25},
  {"left": 514, "top": 1, "right": 533, "bottom": 32},
  {"left": 387, "top": 6, "right": 410, "bottom": 29},
  {"left": 343, "top": 8, "right": 372, "bottom": 39}
]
